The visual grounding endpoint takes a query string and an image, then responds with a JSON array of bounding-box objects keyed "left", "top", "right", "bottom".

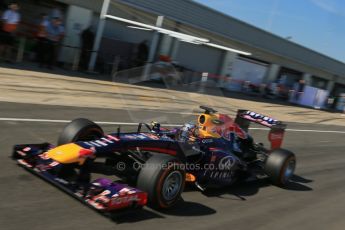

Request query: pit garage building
[{"left": 18, "top": 0, "right": 345, "bottom": 97}]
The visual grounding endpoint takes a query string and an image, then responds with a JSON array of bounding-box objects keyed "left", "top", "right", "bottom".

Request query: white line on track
[
  {"left": 0, "top": 117, "right": 180, "bottom": 127},
  {"left": 1, "top": 117, "right": 345, "bottom": 134},
  {"left": 250, "top": 127, "right": 345, "bottom": 134}
]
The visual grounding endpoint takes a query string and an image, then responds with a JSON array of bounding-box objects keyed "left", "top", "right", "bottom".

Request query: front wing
[{"left": 12, "top": 143, "right": 147, "bottom": 212}]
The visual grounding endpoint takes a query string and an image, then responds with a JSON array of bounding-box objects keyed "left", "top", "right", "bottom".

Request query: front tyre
[
  {"left": 58, "top": 118, "right": 104, "bottom": 145},
  {"left": 264, "top": 149, "right": 296, "bottom": 186},
  {"left": 137, "top": 155, "right": 185, "bottom": 209}
]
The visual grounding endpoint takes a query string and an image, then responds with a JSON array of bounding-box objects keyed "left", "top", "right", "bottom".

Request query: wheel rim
[
  {"left": 283, "top": 159, "right": 296, "bottom": 182},
  {"left": 162, "top": 171, "right": 183, "bottom": 201}
]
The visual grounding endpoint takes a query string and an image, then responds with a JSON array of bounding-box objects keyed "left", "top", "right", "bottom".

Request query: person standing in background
[
  {"left": 46, "top": 17, "right": 64, "bottom": 69},
  {"left": 136, "top": 40, "right": 149, "bottom": 66},
  {"left": 50, "top": 6, "right": 63, "bottom": 20},
  {"left": 0, "top": 2, "right": 20, "bottom": 62},
  {"left": 49, "top": 6, "right": 65, "bottom": 68},
  {"left": 36, "top": 13, "right": 49, "bottom": 67},
  {"left": 294, "top": 79, "right": 305, "bottom": 102},
  {"left": 56, "top": 18, "right": 64, "bottom": 67},
  {"left": 80, "top": 26, "right": 94, "bottom": 71}
]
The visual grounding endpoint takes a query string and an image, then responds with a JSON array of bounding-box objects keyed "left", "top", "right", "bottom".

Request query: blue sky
[{"left": 194, "top": 0, "right": 345, "bottom": 63}]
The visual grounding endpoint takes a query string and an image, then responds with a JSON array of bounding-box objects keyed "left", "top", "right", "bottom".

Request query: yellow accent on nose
[
  {"left": 198, "top": 114, "right": 222, "bottom": 138},
  {"left": 46, "top": 143, "right": 85, "bottom": 165}
]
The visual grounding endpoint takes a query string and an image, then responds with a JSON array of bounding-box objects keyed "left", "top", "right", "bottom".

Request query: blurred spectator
[
  {"left": 294, "top": 79, "right": 305, "bottom": 101},
  {"left": 36, "top": 13, "right": 49, "bottom": 67},
  {"left": 45, "top": 17, "right": 64, "bottom": 69},
  {"left": 80, "top": 26, "right": 94, "bottom": 70},
  {"left": 37, "top": 13, "right": 49, "bottom": 38},
  {"left": 331, "top": 96, "right": 339, "bottom": 110},
  {"left": 0, "top": 2, "right": 20, "bottom": 61},
  {"left": 242, "top": 80, "right": 251, "bottom": 93},
  {"left": 159, "top": 55, "right": 172, "bottom": 63},
  {"left": 136, "top": 40, "right": 148, "bottom": 66},
  {"left": 50, "top": 6, "right": 63, "bottom": 20},
  {"left": 259, "top": 83, "right": 267, "bottom": 97}
]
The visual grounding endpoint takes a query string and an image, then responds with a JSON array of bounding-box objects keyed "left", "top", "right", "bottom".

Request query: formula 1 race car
[{"left": 12, "top": 106, "right": 296, "bottom": 211}]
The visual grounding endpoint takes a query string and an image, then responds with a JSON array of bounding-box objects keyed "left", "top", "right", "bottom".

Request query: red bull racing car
[{"left": 12, "top": 106, "right": 296, "bottom": 211}]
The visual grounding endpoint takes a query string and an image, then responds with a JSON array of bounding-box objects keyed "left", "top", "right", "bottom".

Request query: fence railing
[{"left": 112, "top": 62, "right": 296, "bottom": 98}]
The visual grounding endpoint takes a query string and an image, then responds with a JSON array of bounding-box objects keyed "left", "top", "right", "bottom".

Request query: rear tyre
[
  {"left": 57, "top": 118, "right": 104, "bottom": 145},
  {"left": 137, "top": 155, "right": 185, "bottom": 209},
  {"left": 264, "top": 149, "right": 296, "bottom": 186}
]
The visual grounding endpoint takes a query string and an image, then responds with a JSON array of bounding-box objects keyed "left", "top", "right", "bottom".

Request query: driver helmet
[{"left": 178, "top": 122, "right": 198, "bottom": 142}]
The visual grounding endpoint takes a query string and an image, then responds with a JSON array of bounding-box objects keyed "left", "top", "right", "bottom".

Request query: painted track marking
[{"left": 0, "top": 117, "right": 344, "bottom": 134}]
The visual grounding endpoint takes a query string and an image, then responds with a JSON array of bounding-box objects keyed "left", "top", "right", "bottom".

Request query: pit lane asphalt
[{"left": 1, "top": 102, "right": 345, "bottom": 230}]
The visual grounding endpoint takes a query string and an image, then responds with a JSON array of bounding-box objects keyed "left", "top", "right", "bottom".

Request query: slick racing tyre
[
  {"left": 264, "top": 149, "right": 296, "bottom": 186},
  {"left": 137, "top": 155, "right": 185, "bottom": 209},
  {"left": 58, "top": 118, "right": 104, "bottom": 145}
]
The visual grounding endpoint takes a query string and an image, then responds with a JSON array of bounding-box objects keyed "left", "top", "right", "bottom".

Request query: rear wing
[{"left": 235, "top": 110, "right": 287, "bottom": 150}]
